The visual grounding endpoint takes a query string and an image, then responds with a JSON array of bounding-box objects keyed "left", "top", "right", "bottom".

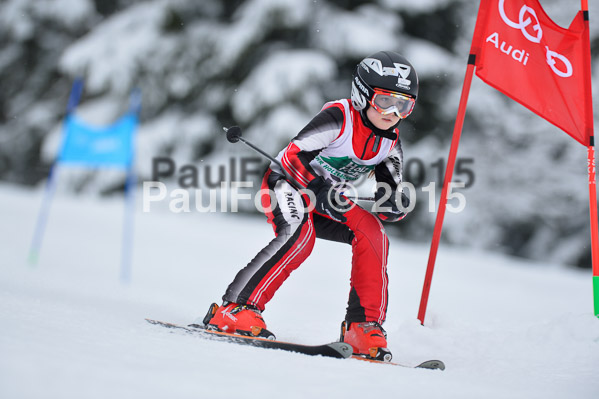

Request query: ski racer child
[{"left": 203, "top": 51, "right": 419, "bottom": 361}]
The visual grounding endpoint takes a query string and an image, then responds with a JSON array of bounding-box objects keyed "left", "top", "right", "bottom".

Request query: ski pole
[{"left": 223, "top": 126, "right": 375, "bottom": 202}]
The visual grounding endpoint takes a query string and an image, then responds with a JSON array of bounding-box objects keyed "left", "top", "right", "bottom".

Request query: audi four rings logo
[{"left": 496, "top": 0, "right": 573, "bottom": 78}]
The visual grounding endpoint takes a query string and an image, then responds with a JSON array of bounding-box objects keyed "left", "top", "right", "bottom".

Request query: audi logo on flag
[
  {"left": 499, "top": 0, "right": 542, "bottom": 43},
  {"left": 498, "top": 0, "right": 572, "bottom": 78}
]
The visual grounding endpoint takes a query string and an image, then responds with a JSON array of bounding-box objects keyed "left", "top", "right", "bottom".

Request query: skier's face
[{"left": 366, "top": 106, "right": 400, "bottom": 130}]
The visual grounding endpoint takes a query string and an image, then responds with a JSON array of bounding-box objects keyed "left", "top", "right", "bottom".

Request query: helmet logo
[
  {"left": 360, "top": 58, "right": 412, "bottom": 90},
  {"left": 353, "top": 75, "right": 369, "bottom": 96},
  {"left": 351, "top": 83, "right": 368, "bottom": 110},
  {"left": 394, "top": 64, "right": 412, "bottom": 90}
]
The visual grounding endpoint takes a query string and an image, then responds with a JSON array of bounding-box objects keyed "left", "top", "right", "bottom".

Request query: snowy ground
[{"left": 1, "top": 183, "right": 598, "bottom": 399}]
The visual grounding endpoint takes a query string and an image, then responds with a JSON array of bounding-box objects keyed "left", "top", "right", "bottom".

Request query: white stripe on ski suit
[
  {"left": 282, "top": 148, "right": 310, "bottom": 187},
  {"left": 252, "top": 216, "right": 314, "bottom": 305},
  {"left": 374, "top": 215, "right": 388, "bottom": 325},
  {"left": 225, "top": 179, "right": 305, "bottom": 301}
]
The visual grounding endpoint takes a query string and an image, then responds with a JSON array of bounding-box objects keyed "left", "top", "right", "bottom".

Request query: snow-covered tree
[{"left": 0, "top": 0, "right": 597, "bottom": 268}]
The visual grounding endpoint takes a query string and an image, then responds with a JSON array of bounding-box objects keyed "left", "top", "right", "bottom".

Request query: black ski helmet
[{"left": 351, "top": 51, "right": 419, "bottom": 112}]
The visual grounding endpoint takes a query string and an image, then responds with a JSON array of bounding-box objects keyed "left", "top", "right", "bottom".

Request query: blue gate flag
[
  {"left": 58, "top": 112, "right": 137, "bottom": 168},
  {"left": 30, "top": 79, "right": 141, "bottom": 285}
]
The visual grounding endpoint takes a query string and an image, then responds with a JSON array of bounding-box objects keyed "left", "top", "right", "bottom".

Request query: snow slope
[{"left": 1, "top": 183, "right": 598, "bottom": 399}]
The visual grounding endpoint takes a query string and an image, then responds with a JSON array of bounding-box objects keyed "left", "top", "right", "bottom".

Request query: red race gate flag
[
  {"left": 472, "top": 0, "right": 591, "bottom": 145},
  {"left": 418, "top": 0, "right": 598, "bottom": 324}
]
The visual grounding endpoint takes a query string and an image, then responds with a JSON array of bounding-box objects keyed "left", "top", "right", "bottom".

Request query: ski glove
[
  {"left": 306, "top": 176, "right": 352, "bottom": 223},
  {"left": 374, "top": 186, "right": 409, "bottom": 222}
]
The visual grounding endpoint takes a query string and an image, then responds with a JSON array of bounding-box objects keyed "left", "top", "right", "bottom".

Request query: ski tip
[
  {"left": 416, "top": 360, "right": 445, "bottom": 370},
  {"left": 145, "top": 318, "right": 179, "bottom": 328}
]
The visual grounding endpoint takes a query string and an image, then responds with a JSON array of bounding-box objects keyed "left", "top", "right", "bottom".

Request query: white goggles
[{"left": 370, "top": 89, "right": 415, "bottom": 119}]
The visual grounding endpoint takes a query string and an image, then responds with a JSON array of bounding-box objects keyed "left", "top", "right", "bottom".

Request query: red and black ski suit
[{"left": 223, "top": 99, "right": 404, "bottom": 325}]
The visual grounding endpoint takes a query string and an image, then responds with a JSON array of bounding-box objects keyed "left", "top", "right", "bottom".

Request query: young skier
[{"left": 203, "top": 51, "right": 418, "bottom": 361}]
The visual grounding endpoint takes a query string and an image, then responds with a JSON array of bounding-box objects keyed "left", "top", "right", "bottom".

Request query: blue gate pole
[{"left": 28, "top": 164, "right": 59, "bottom": 265}]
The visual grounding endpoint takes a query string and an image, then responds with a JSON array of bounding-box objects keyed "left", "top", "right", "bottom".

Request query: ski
[
  {"left": 352, "top": 355, "right": 446, "bottom": 370},
  {"left": 146, "top": 319, "right": 445, "bottom": 369},
  {"left": 145, "top": 319, "right": 352, "bottom": 359}
]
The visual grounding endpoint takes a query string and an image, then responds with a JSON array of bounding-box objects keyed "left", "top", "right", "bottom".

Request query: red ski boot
[
  {"left": 340, "top": 321, "right": 392, "bottom": 362},
  {"left": 203, "top": 302, "right": 276, "bottom": 339}
]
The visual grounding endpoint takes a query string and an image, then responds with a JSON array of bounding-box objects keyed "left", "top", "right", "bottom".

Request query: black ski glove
[
  {"left": 373, "top": 186, "right": 409, "bottom": 222},
  {"left": 306, "top": 176, "right": 352, "bottom": 223}
]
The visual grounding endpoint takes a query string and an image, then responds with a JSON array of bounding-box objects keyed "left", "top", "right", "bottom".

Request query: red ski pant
[{"left": 223, "top": 170, "right": 389, "bottom": 324}]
